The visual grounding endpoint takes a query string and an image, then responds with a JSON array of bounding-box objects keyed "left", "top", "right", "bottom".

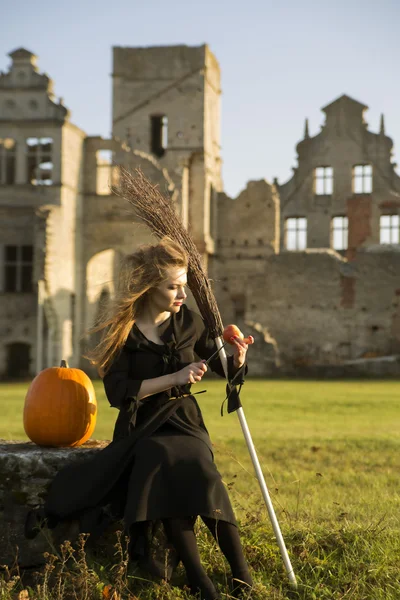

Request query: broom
[{"left": 115, "top": 167, "right": 297, "bottom": 588}]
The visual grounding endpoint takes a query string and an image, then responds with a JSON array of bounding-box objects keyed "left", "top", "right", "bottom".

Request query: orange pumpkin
[{"left": 23, "top": 360, "right": 97, "bottom": 447}]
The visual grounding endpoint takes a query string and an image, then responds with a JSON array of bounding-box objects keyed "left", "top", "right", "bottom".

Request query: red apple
[{"left": 223, "top": 324, "right": 252, "bottom": 345}]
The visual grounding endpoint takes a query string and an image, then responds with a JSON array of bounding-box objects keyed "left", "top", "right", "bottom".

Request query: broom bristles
[{"left": 114, "top": 167, "right": 224, "bottom": 338}]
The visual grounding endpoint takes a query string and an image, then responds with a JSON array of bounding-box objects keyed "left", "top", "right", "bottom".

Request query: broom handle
[{"left": 215, "top": 336, "right": 298, "bottom": 589}]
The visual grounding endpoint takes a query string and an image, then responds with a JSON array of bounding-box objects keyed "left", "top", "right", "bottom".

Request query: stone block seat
[{"left": 0, "top": 440, "right": 109, "bottom": 567}]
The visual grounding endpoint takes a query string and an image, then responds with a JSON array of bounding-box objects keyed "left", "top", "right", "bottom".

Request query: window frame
[
  {"left": 284, "top": 217, "right": 307, "bottom": 251},
  {"left": 0, "top": 138, "right": 17, "bottom": 184},
  {"left": 314, "top": 166, "right": 334, "bottom": 196},
  {"left": 331, "top": 215, "right": 349, "bottom": 251},
  {"left": 150, "top": 114, "right": 168, "bottom": 157},
  {"left": 353, "top": 164, "right": 373, "bottom": 194},
  {"left": 380, "top": 214, "right": 399, "bottom": 244},
  {"left": 3, "top": 245, "right": 34, "bottom": 293},
  {"left": 26, "top": 137, "right": 54, "bottom": 185}
]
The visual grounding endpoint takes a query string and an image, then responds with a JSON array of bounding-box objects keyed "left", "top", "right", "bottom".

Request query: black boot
[
  {"left": 231, "top": 571, "right": 253, "bottom": 599},
  {"left": 189, "top": 575, "right": 220, "bottom": 600}
]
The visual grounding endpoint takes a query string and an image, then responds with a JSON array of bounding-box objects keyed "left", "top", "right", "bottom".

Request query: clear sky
[{"left": 3, "top": 0, "right": 399, "bottom": 197}]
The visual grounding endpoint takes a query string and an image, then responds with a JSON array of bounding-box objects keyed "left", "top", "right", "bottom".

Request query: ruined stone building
[{"left": 0, "top": 45, "right": 399, "bottom": 379}]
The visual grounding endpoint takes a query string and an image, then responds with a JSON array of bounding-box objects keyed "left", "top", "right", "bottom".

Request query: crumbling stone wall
[
  {"left": 212, "top": 96, "right": 400, "bottom": 375},
  {"left": 212, "top": 180, "right": 280, "bottom": 374},
  {"left": 246, "top": 249, "right": 400, "bottom": 372},
  {"left": 2, "top": 48, "right": 400, "bottom": 380}
]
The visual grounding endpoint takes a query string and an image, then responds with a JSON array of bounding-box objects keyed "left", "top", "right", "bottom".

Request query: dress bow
[{"left": 161, "top": 339, "right": 182, "bottom": 375}]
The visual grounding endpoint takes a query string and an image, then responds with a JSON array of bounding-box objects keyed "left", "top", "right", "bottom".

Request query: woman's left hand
[{"left": 232, "top": 335, "right": 254, "bottom": 369}]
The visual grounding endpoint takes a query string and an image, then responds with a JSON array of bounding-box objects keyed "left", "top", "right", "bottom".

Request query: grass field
[{"left": 1, "top": 378, "right": 400, "bottom": 599}]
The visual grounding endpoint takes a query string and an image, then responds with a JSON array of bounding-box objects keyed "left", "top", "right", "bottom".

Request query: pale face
[{"left": 148, "top": 267, "right": 188, "bottom": 316}]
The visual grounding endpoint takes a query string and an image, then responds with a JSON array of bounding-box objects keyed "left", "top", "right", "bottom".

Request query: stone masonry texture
[{"left": 0, "top": 49, "right": 399, "bottom": 378}]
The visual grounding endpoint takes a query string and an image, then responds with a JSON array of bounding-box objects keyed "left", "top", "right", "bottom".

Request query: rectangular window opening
[
  {"left": 315, "top": 166, "right": 333, "bottom": 196},
  {"left": 232, "top": 293, "right": 246, "bottom": 321},
  {"left": 285, "top": 217, "right": 307, "bottom": 251},
  {"left": 151, "top": 115, "right": 168, "bottom": 157},
  {"left": 26, "top": 137, "right": 54, "bottom": 185},
  {"left": 353, "top": 164, "right": 373, "bottom": 194},
  {"left": 380, "top": 214, "right": 399, "bottom": 244},
  {"left": 95, "top": 150, "right": 115, "bottom": 195},
  {"left": 331, "top": 216, "right": 348, "bottom": 250},
  {"left": 96, "top": 150, "right": 113, "bottom": 164},
  {"left": 4, "top": 245, "right": 34, "bottom": 292},
  {"left": 0, "top": 138, "right": 17, "bottom": 184}
]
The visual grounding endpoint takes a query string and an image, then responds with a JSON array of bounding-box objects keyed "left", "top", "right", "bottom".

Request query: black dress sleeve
[
  {"left": 192, "top": 311, "right": 247, "bottom": 382},
  {"left": 103, "top": 348, "right": 143, "bottom": 425}
]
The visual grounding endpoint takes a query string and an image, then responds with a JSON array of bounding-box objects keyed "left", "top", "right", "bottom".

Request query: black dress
[{"left": 44, "top": 305, "right": 245, "bottom": 575}]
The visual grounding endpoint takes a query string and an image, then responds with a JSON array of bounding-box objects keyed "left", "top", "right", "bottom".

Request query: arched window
[{"left": 0, "top": 138, "right": 16, "bottom": 184}]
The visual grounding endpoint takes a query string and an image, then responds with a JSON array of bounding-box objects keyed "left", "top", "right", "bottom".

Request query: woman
[{"left": 28, "top": 238, "right": 254, "bottom": 600}]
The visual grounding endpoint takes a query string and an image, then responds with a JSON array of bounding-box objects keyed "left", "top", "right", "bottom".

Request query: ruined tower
[{"left": 111, "top": 44, "right": 222, "bottom": 260}]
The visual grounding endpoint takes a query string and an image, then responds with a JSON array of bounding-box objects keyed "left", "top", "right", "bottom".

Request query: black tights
[{"left": 162, "top": 516, "right": 252, "bottom": 600}]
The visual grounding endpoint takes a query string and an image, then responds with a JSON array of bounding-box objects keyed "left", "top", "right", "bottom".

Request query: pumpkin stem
[{"left": 60, "top": 360, "right": 69, "bottom": 368}]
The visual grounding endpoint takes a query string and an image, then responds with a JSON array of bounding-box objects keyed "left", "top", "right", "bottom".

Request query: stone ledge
[{"left": 0, "top": 439, "right": 109, "bottom": 568}]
